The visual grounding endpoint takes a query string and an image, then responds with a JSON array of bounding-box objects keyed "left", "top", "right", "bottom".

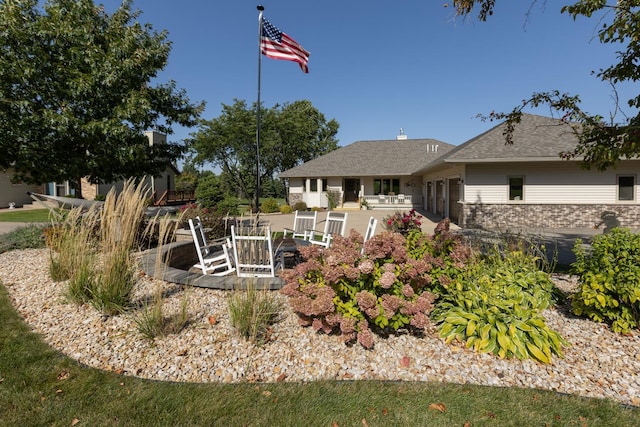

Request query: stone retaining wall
[
  {"left": 139, "top": 240, "right": 284, "bottom": 290},
  {"left": 461, "top": 203, "right": 640, "bottom": 229}
]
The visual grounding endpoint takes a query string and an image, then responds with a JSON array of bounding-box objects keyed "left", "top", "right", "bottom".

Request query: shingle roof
[
  {"left": 278, "top": 138, "right": 455, "bottom": 178},
  {"left": 443, "top": 113, "right": 579, "bottom": 163}
]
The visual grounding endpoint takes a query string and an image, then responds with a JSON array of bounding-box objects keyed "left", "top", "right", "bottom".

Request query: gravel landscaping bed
[{"left": 1, "top": 248, "right": 639, "bottom": 407}]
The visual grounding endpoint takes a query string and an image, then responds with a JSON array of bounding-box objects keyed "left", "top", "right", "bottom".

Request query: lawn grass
[
  {"left": 0, "top": 209, "right": 53, "bottom": 222},
  {"left": 1, "top": 285, "right": 638, "bottom": 426}
]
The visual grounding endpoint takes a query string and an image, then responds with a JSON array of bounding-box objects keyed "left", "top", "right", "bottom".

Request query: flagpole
[{"left": 255, "top": 5, "right": 264, "bottom": 213}]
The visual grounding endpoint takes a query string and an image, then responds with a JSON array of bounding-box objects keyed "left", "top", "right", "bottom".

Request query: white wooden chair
[
  {"left": 362, "top": 216, "right": 378, "bottom": 254},
  {"left": 231, "top": 224, "right": 281, "bottom": 277},
  {"left": 188, "top": 217, "right": 235, "bottom": 276},
  {"left": 283, "top": 210, "right": 317, "bottom": 240},
  {"left": 309, "top": 211, "right": 348, "bottom": 248}
]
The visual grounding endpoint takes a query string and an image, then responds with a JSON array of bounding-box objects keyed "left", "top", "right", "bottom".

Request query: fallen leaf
[
  {"left": 331, "top": 422, "right": 339, "bottom": 427},
  {"left": 428, "top": 403, "right": 446, "bottom": 413},
  {"left": 382, "top": 408, "right": 389, "bottom": 416},
  {"left": 57, "top": 370, "right": 70, "bottom": 381},
  {"left": 342, "top": 373, "right": 353, "bottom": 379},
  {"left": 400, "top": 355, "right": 411, "bottom": 367},
  {"left": 276, "top": 373, "right": 286, "bottom": 382},
  {"left": 262, "top": 390, "right": 272, "bottom": 397},
  {"left": 71, "top": 419, "right": 80, "bottom": 426},
  {"left": 361, "top": 418, "right": 369, "bottom": 427},
  {"left": 464, "top": 422, "right": 471, "bottom": 427},
  {"left": 486, "top": 412, "right": 496, "bottom": 419},
  {"left": 114, "top": 369, "right": 124, "bottom": 375},
  {"left": 208, "top": 315, "right": 217, "bottom": 325},
  {"left": 56, "top": 389, "right": 63, "bottom": 394}
]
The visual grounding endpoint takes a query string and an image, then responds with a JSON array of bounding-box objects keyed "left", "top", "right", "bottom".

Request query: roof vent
[{"left": 396, "top": 128, "right": 407, "bottom": 140}]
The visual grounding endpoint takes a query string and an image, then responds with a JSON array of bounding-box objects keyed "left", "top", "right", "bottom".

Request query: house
[
  {"left": 1, "top": 131, "right": 192, "bottom": 208},
  {"left": 0, "top": 170, "right": 43, "bottom": 208},
  {"left": 419, "top": 113, "right": 640, "bottom": 229},
  {"left": 279, "top": 114, "right": 640, "bottom": 229},
  {"left": 279, "top": 133, "right": 455, "bottom": 209}
]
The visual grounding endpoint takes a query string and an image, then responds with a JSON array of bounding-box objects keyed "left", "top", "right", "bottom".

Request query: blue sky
[{"left": 105, "top": 1, "right": 633, "bottom": 153}]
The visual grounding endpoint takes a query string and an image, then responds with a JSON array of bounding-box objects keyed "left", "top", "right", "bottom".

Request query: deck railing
[{"left": 361, "top": 194, "right": 421, "bottom": 208}]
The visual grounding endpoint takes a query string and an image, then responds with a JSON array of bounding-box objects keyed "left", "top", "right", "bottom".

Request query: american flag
[{"left": 260, "top": 18, "right": 310, "bottom": 73}]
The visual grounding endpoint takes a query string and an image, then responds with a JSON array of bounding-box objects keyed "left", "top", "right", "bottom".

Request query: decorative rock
[{"left": 1, "top": 249, "right": 640, "bottom": 407}]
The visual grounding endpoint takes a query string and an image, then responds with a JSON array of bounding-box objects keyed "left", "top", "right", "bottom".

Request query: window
[
  {"left": 373, "top": 178, "right": 400, "bottom": 195},
  {"left": 309, "top": 179, "right": 318, "bottom": 192},
  {"left": 509, "top": 176, "right": 524, "bottom": 201},
  {"left": 618, "top": 175, "right": 635, "bottom": 201},
  {"left": 322, "top": 179, "right": 328, "bottom": 192}
]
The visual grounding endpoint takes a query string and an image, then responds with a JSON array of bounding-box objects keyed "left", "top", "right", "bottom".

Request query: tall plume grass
[
  {"left": 135, "top": 209, "right": 191, "bottom": 341},
  {"left": 51, "top": 179, "right": 154, "bottom": 315},
  {"left": 90, "top": 180, "right": 150, "bottom": 314}
]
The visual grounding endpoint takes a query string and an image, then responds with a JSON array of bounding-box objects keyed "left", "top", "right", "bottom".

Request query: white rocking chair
[
  {"left": 231, "top": 224, "right": 281, "bottom": 278},
  {"left": 309, "top": 211, "right": 348, "bottom": 248},
  {"left": 283, "top": 210, "right": 317, "bottom": 240},
  {"left": 188, "top": 217, "right": 235, "bottom": 276},
  {"left": 362, "top": 216, "right": 378, "bottom": 254}
]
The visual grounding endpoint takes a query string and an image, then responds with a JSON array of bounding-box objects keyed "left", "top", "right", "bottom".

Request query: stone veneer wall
[
  {"left": 461, "top": 203, "right": 640, "bottom": 229},
  {"left": 80, "top": 180, "right": 97, "bottom": 200},
  {"left": 288, "top": 192, "right": 303, "bottom": 207}
]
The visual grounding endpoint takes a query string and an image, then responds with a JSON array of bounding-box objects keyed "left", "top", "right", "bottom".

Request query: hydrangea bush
[{"left": 280, "top": 227, "right": 472, "bottom": 348}]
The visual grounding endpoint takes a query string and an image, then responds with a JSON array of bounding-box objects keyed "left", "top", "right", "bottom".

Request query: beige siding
[
  {"left": 0, "top": 171, "right": 42, "bottom": 208},
  {"left": 464, "top": 162, "right": 640, "bottom": 204}
]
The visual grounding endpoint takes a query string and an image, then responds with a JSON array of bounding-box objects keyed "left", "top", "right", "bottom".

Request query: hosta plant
[
  {"left": 280, "top": 227, "right": 472, "bottom": 348},
  {"left": 433, "top": 250, "right": 567, "bottom": 364},
  {"left": 571, "top": 228, "right": 640, "bottom": 333}
]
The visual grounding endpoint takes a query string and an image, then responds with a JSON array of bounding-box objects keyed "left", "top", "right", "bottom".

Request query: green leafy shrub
[
  {"left": 280, "top": 229, "right": 472, "bottom": 348},
  {"left": 571, "top": 228, "right": 640, "bottom": 333},
  {"left": 217, "top": 196, "right": 240, "bottom": 216},
  {"left": 292, "top": 201, "right": 307, "bottom": 211},
  {"left": 280, "top": 204, "right": 292, "bottom": 214},
  {"left": 326, "top": 190, "right": 341, "bottom": 210},
  {"left": 433, "top": 250, "right": 567, "bottom": 364},
  {"left": 179, "top": 204, "right": 229, "bottom": 240},
  {"left": 260, "top": 198, "right": 279, "bottom": 213}
]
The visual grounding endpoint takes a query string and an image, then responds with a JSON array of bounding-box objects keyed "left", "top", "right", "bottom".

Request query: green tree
[
  {"left": 194, "top": 173, "right": 226, "bottom": 208},
  {"left": 450, "top": 0, "right": 640, "bottom": 171},
  {"left": 175, "top": 160, "right": 199, "bottom": 192},
  {"left": 0, "top": 0, "right": 203, "bottom": 196},
  {"left": 189, "top": 99, "right": 339, "bottom": 210}
]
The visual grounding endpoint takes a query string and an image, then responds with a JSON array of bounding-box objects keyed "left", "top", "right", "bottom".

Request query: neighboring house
[
  {"left": 279, "top": 133, "right": 455, "bottom": 209},
  {"left": 280, "top": 114, "right": 640, "bottom": 229},
  {"left": 0, "top": 169, "right": 43, "bottom": 208},
  {"left": 418, "top": 114, "right": 640, "bottom": 229},
  {"left": 1, "top": 131, "right": 189, "bottom": 208}
]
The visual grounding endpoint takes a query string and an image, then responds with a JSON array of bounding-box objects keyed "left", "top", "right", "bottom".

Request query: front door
[{"left": 344, "top": 179, "right": 360, "bottom": 202}]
